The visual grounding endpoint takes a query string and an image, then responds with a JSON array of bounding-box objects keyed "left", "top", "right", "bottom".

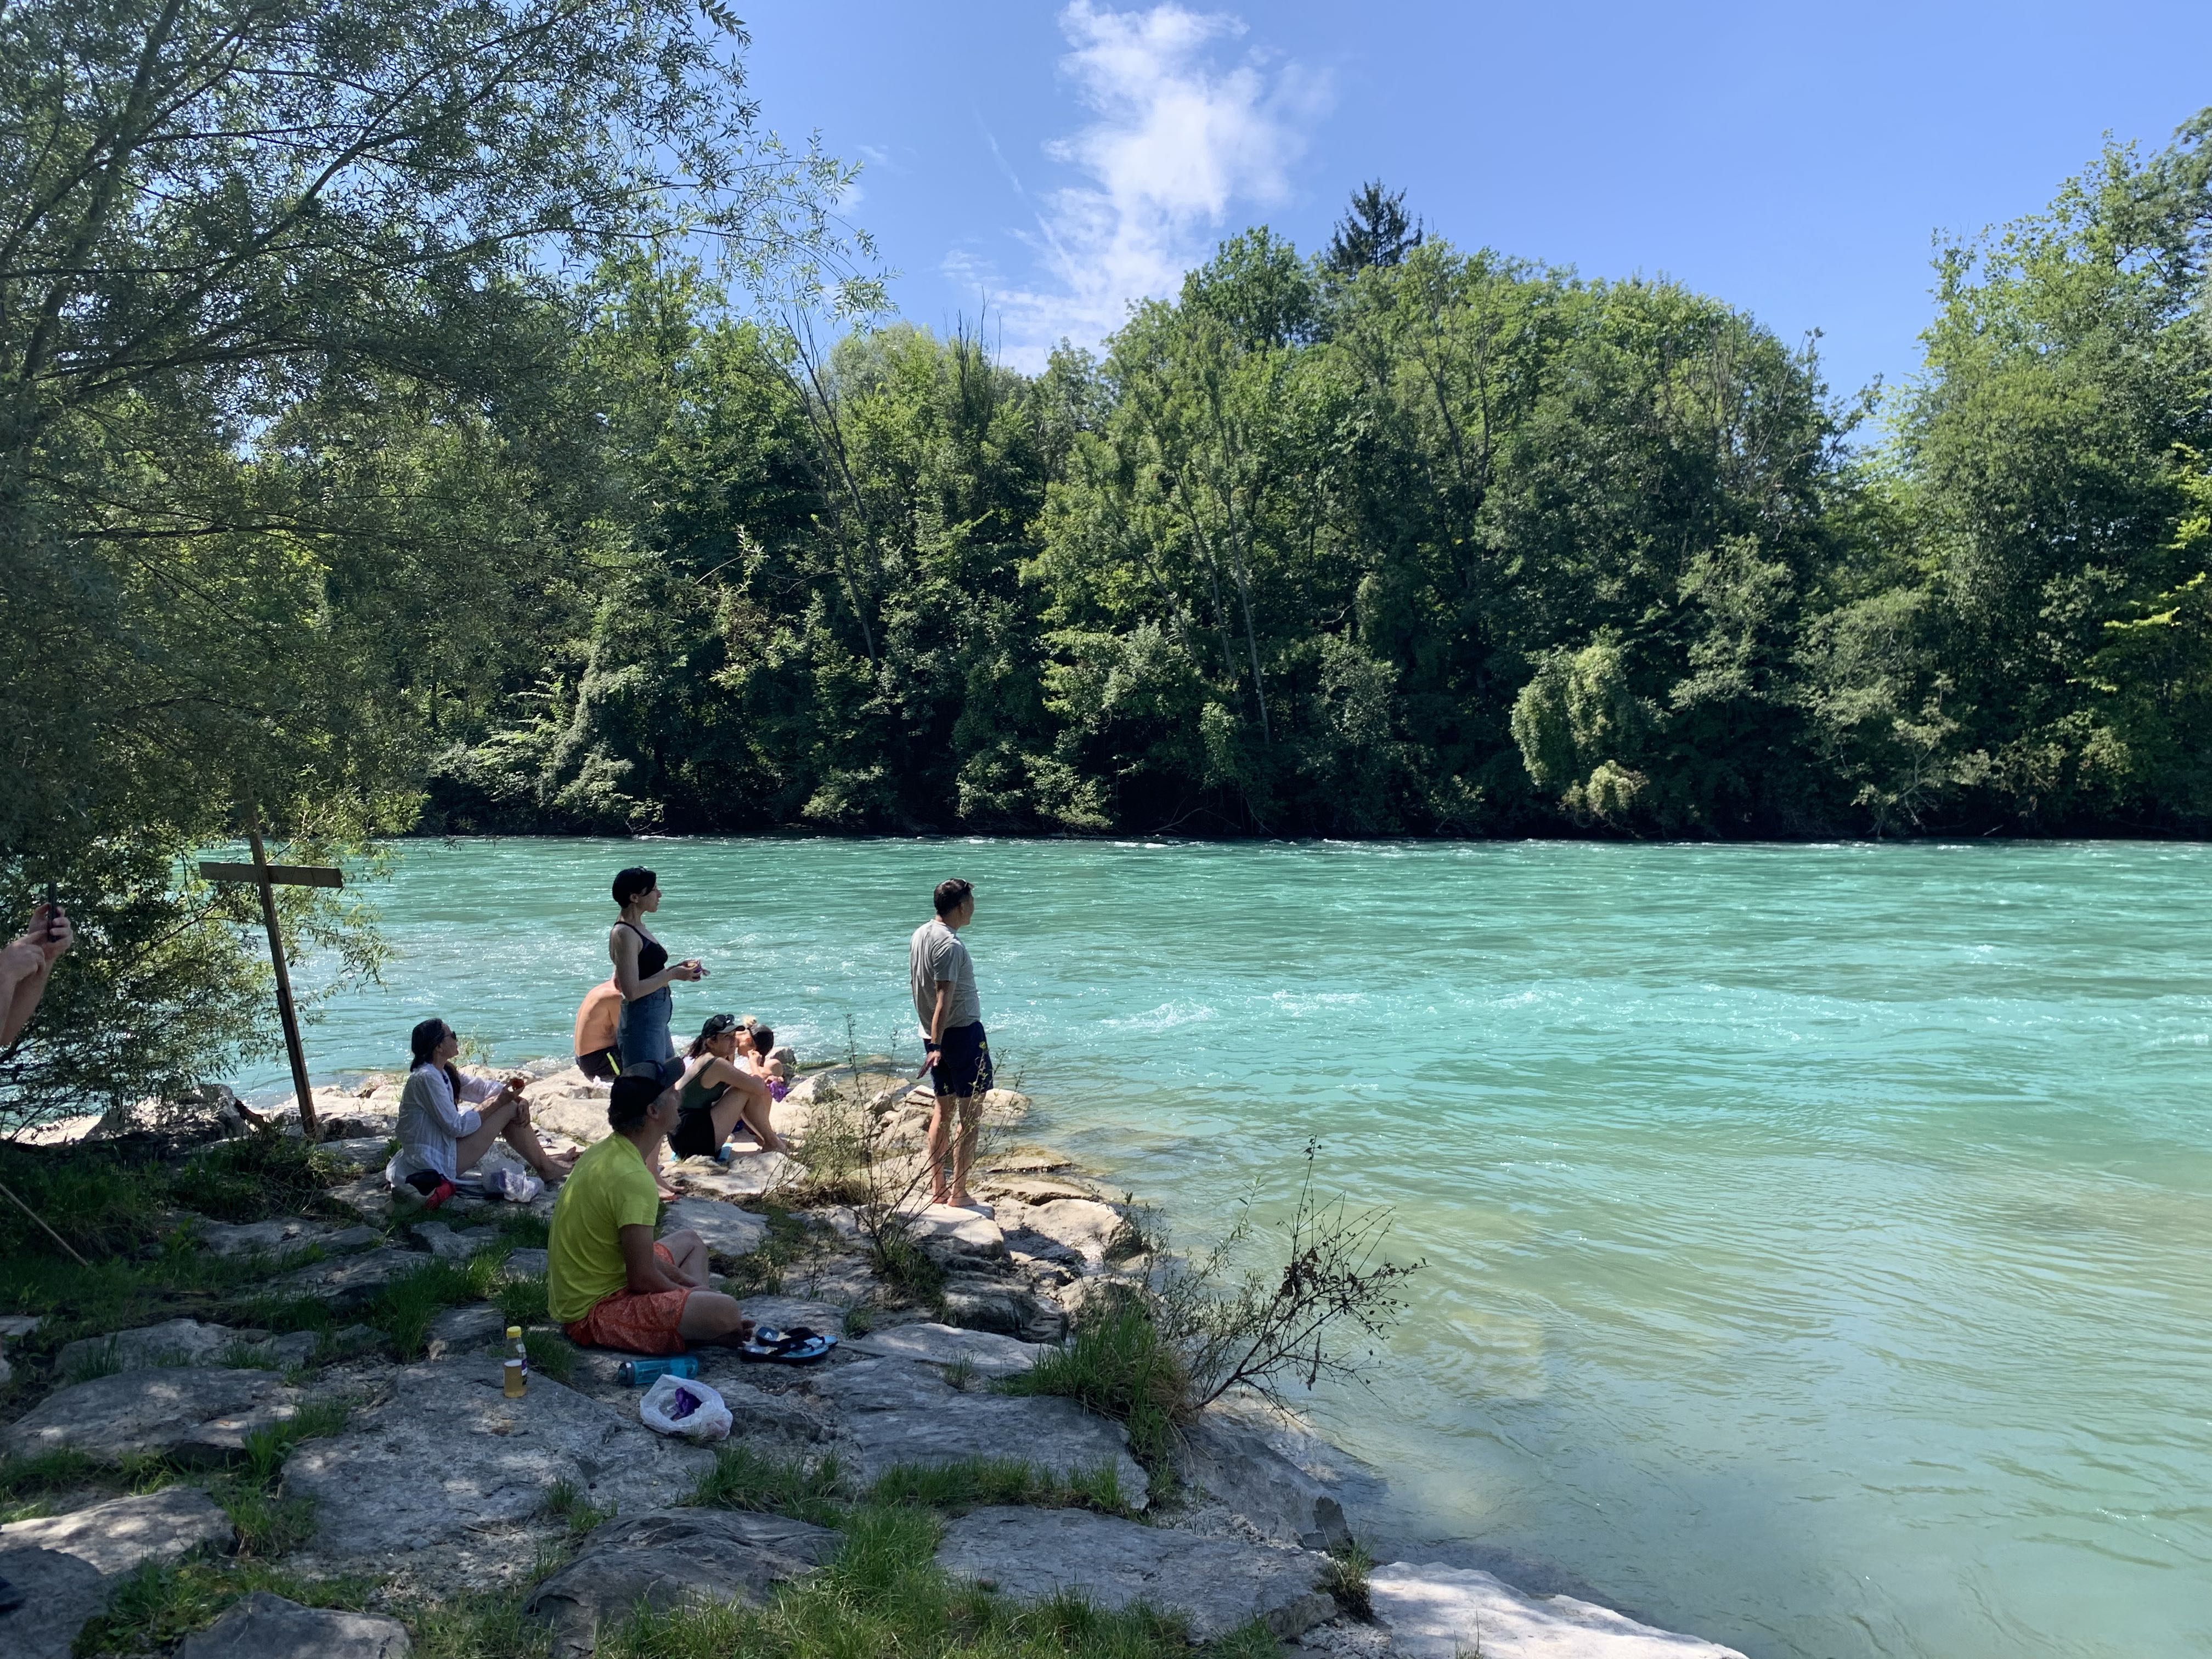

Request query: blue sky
[{"left": 735, "top": 1, "right": 2211, "bottom": 400}]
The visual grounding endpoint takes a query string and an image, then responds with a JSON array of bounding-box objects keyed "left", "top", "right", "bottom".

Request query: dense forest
[{"left": 2, "top": 0, "right": 2208, "bottom": 1113}]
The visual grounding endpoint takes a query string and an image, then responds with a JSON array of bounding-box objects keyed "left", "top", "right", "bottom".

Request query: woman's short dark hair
[
  {"left": 608, "top": 1073, "right": 663, "bottom": 1130},
  {"left": 933, "top": 878, "right": 973, "bottom": 917},
  {"left": 612, "top": 867, "right": 657, "bottom": 907}
]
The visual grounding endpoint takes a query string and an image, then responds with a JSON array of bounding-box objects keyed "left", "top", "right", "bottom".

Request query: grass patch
[
  {"left": 406, "top": 1584, "right": 554, "bottom": 1659},
  {"left": 717, "top": 1205, "right": 828, "bottom": 1298},
  {"left": 75, "top": 1560, "right": 377, "bottom": 1656},
  {"left": 1319, "top": 1538, "right": 1375, "bottom": 1620},
  {"left": 590, "top": 1500, "right": 1244, "bottom": 1659},
  {"left": 0, "top": 1446, "right": 101, "bottom": 1521},
  {"left": 521, "top": 1329, "right": 574, "bottom": 1384},
  {"left": 371, "top": 1253, "right": 508, "bottom": 1360},
  {"left": 1000, "top": 1298, "right": 1187, "bottom": 1476},
  {"left": 495, "top": 1211, "right": 552, "bottom": 1251},
  {"left": 543, "top": 1476, "right": 612, "bottom": 1541},
  {"left": 866, "top": 1456, "right": 1135, "bottom": 1518},
  {"left": 692, "top": 1444, "right": 846, "bottom": 1526},
  {"left": 492, "top": 1273, "right": 549, "bottom": 1328}
]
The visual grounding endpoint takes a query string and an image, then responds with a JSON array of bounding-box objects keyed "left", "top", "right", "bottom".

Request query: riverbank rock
[
  {"left": 737, "top": 1296, "right": 845, "bottom": 1337},
  {"left": 525, "top": 1508, "right": 836, "bottom": 1658},
  {"left": 1367, "top": 1564, "right": 1747, "bottom": 1659},
  {"left": 196, "top": 1219, "right": 379, "bottom": 1259},
  {"left": 939, "top": 1274, "right": 1065, "bottom": 1342},
  {"left": 675, "top": 1153, "right": 794, "bottom": 1200},
  {"left": 283, "top": 1357, "right": 713, "bottom": 1561},
  {"left": 4, "top": 1368, "right": 298, "bottom": 1462},
  {"left": 424, "top": 1303, "right": 509, "bottom": 1359},
  {"left": 1004, "top": 1197, "right": 1131, "bottom": 1266},
  {"left": 412, "top": 1221, "right": 493, "bottom": 1264},
  {"left": 901, "top": 1203, "right": 1008, "bottom": 1263},
  {"left": 0, "top": 1488, "right": 233, "bottom": 1659},
  {"left": 56, "top": 1319, "right": 317, "bottom": 1378},
  {"left": 812, "top": 1359, "right": 1147, "bottom": 1505},
  {"left": 175, "top": 1592, "right": 412, "bottom": 1658},
  {"left": 270, "top": 1248, "right": 410, "bottom": 1311},
  {"left": 842, "top": 1321, "right": 1048, "bottom": 1378},
  {"left": 937, "top": 1507, "right": 1334, "bottom": 1640},
  {"left": 660, "top": 1197, "right": 767, "bottom": 1261}
]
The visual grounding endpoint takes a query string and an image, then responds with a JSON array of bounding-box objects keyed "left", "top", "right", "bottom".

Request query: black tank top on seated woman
[{"left": 617, "top": 920, "right": 668, "bottom": 983}]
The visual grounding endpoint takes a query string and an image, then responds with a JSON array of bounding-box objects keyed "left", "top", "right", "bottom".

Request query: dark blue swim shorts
[{"left": 928, "top": 1020, "right": 994, "bottom": 1099}]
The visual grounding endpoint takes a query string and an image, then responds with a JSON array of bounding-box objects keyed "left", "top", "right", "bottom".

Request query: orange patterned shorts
[{"left": 562, "top": 1243, "right": 693, "bottom": 1355}]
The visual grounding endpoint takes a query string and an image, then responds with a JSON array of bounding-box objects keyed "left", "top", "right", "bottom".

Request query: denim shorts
[{"left": 617, "top": 986, "right": 674, "bottom": 1068}]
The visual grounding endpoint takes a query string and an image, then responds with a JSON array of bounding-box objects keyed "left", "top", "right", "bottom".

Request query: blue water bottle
[{"left": 619, "top": 1355, "right": 701, "bottom": 1387}]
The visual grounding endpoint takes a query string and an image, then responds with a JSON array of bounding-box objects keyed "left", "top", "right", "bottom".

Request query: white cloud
[{"left": 957, "top": 2, "right": 1325, "bottom": 368}]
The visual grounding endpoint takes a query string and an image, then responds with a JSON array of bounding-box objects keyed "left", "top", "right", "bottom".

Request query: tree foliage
[{"left": 3, "top": 38, "right": 2208, "bottom": 1123}]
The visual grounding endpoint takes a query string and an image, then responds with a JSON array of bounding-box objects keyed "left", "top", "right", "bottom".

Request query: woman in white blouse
[{"left": 386, "top": 1018, "right": 573, "bottom": 1198}]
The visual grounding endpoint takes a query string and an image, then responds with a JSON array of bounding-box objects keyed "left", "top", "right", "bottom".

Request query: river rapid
[{"left": 245, "top": 838, "right": 2212, "bottom": 1659}]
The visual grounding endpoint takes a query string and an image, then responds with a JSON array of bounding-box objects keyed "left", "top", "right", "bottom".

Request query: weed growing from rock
[
  {"left": 75, "top": 1560, "right": 377, "bottom": 1656},
  {"left": 542, "top": 1476, "right": 612, "bottom": 1539},
  {"left": 1000, "top": 1293, "right": 1188, "bottom": 1474},
  {"left": 1319, "top": 1538, "right": 1376, "bottom": 1620}
]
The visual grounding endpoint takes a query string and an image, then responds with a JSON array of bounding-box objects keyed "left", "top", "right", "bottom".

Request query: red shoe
[{"left": 421, "top": 1178, "right": 455, "bottom": 1210}]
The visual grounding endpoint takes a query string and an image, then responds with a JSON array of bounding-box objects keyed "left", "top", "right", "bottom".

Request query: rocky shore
[{"left": 0, "top": 1060, "right": 1745, "bottom": 1658}]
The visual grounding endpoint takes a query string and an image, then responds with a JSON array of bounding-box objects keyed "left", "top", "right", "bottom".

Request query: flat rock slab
[
  {"left": 675, "top": 1154, "right": 794, "bottom": 1201},
  {"left": 505, "top": 1248, "right": 550, "bottom": 1277},
  {"left": 413, "top": 1221, "right": 498, "bottom": 1263},
  {"left": 58, "top": 1318, "right": 316, "bottom": 1378},
  {"left": 813, "top": 1359, "right": 1147, "bottom": 1506},
  {"left": 843, "top": 1321, "right": 1048, "bottom": 1378},
  {"left": 737, "top": 1296, "right": 845, "bottom": 1337},
  {"left": 983, "top": 1146, "right": 1077, "bottom": 1175},
  {"left": 270, "top": 1249, "right": 410, "bottom": 1311},
  {"left": 425, "top": 1302, "right": 509, "bottom": 1359},
  {"left": 0, "top": 1487, "right": 233, "bottom": 1659},
  {"left": 936, "top": 1507, "right": 1332, "bottom": 1640},
  {"left": 978, "top": 1173, "right": 1102, "bottom": 1205},
  {"left": 660, "top": 1198, "right": 768, "bottom": 1261},
  {"left": 284, "top": 1356, "right": 713, "bottom": 1559},
  {"left": 1006, "top": 1197, "right": 1131, "bottom": 1265},
  {"left": 526, "top": 1508, "right": 835, "bottom": 1657},
  {"left": 4, "top": 1368, "right": 297, "bottom": 1462},
  {"left": 1368, "top": 1564, "right": 1747, "bottom": 1659},
  {"left": 900, "top": 1204, "right": 1008, "bottom": 1261},
  {"left": 317, "top": 1137, "right": 400, "bottom": 1175},
  {"left": 2, "top": 1484, "right": 232, "bottom": 1575},
  {"left": 177, "top": 1592, "right": 411, "bottom": 1658},
  {"left": 197, "top": 1220, "right": 379, "bottom": 1259}
]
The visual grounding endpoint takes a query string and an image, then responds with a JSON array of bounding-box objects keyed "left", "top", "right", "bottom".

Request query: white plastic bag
[
  {"left": 486, "top": 1167, "right": 543, "bottom": 1203},
  {"left": 638, "top": 1373, "right": 732, "bottom": 1441}
]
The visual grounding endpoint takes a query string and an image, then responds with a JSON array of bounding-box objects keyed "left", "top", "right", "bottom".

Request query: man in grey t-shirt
[{"left": 909, "top": 877, "right": 991, "bottom": 1210}]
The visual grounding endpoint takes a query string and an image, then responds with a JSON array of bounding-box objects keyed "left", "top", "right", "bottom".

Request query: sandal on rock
[{"left": 738, "top": 1325, "right": 837, "bottom": 1365}]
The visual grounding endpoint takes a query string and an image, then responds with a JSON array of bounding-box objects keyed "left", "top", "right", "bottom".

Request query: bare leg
[
  {"left": 498, "top": 1113, "right": 574, "bottom": 1184},
  {"left": 924, "top": 1094, "right": 955, "bottom": 1205},
  {"left": 678, "top": 1289, "right": 755, "bottom": 1343},
  {"left": 643, "top": 1140, "right": 678, "bottom": 1201},
  {"left": 724, "top": 1074, "right": 782, "bottom": 1153},
  {"left": 452, "top": 1098, "right": 524, "bottom": 1174},
  {"left": 662, "top": 1228, "right": 710, "bottom": 1285},
  {"left": 948, "top": 1098, "right": 980, "bottom": 1207}
]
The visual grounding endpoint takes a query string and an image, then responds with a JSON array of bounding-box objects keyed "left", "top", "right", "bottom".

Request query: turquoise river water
[{"left": 241, "top": 838, "right": 2212, "bottom": 1659}]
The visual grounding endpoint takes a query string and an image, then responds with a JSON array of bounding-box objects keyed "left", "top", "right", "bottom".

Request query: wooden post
[{"left": 246, "top": 812, "right": 318, "bottom": 1141}]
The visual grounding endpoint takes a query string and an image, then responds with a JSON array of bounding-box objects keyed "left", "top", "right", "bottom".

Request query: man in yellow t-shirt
[{"left": 548, "top": 1071, "right": 753, "bottom": 1355}]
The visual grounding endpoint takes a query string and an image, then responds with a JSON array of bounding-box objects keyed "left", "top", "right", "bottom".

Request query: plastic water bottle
[
  {"left": 505, "top": 1325, "right": 528, "bottom": 1397},
  {"left": 619, "top": 1355, "right": 700, "bottom": 1387}
]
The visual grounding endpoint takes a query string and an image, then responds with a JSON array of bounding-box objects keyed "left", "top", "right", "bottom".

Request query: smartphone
[{"left": 43, "top": 882, "right": 59, "bottom": 941}]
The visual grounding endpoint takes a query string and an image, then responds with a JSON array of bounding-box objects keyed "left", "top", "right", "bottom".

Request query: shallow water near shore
[{"left": 247, "top": 838, "right": 2212, "bottom": 1659}]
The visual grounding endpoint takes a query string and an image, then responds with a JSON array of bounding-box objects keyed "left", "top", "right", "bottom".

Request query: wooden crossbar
[{"left": 196, "top": 861, "right": 343, "bottom": 888}]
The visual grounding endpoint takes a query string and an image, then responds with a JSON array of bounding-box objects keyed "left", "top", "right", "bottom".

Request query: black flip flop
[{"left": 738, "top": 1324, "right": 837, "bottom": 1365}]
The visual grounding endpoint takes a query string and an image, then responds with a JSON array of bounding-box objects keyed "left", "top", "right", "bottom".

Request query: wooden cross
[{"left": 198, "top": 814, "right": 342, "bottom": 1139}]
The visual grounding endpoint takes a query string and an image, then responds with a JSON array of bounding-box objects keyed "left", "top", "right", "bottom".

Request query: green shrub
[
  {"left": 1001, "top": 1296, "right": 1187, "bottom": 1473},
  {"left": 1320, "top": 1539, "right": 1375, "bottom": 1620}
]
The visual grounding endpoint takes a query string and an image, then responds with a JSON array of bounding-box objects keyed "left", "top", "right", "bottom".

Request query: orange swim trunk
[{"left": 562, "top": 1243, "right": 693, "bottom": 1355}]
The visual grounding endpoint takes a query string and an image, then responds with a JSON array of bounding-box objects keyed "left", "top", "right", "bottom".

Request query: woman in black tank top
[{"left": 607, "top": 866, "right": 701, "bottom": 1072}]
